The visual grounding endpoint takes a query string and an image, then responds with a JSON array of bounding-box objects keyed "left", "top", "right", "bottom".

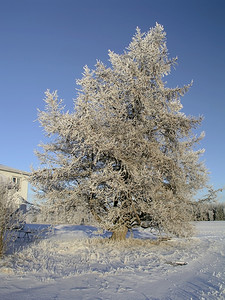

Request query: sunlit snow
[{"left": 0, "top": 222, "right": 224, "bottom": 299}]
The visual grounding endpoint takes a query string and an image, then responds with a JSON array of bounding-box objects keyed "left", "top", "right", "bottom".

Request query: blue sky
[{"left": 1, "top": 0, "right": 225, "bottom": 201}]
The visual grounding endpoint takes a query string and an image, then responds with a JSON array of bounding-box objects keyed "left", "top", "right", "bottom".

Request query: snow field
[
  {"left": 2, "top": 227, "right": 197, "bottom": 279},
  {"left": 0, "top": 222, "right": 225, "bottom": 299}
]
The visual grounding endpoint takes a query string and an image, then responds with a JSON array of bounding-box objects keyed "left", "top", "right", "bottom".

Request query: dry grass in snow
[{"left": 0, "top": 222, "right": 225, "bottom": 300}]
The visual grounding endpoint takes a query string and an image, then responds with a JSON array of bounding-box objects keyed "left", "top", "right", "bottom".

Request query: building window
[{"left": 12, "top": 177, "right": 20, "bottom": 189}]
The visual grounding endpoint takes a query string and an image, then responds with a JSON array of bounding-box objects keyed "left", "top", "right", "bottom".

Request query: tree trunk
[{"left": 110, "top": 226, "right": 128, "bottom": 241}]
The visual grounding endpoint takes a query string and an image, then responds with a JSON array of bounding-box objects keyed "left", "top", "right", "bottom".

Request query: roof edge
[{"left": 0, "top": 164, "right": 30, "bottom": 176}]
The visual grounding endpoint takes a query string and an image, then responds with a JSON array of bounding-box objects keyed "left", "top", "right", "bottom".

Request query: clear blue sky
[{"left": 1, "top": 0, "right": 225, "bottom": 201}]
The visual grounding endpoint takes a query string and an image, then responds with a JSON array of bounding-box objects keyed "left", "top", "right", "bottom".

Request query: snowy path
[{"left": 0, "top": 222, "right": 224, "bottom": 299}]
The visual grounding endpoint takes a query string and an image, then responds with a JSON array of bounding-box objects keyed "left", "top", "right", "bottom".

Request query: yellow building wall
[{"left": 0, "top": 169, "right": 29, "bottom": 201}]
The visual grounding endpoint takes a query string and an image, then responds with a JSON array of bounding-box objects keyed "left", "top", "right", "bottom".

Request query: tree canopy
[{"left": 31, "top": 24, "right": 208, "bottom": 239}]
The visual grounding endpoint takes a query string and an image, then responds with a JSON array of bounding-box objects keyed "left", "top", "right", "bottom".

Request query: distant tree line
[{"left": 192, "top": 202, "right": 225, "bottom": 221}]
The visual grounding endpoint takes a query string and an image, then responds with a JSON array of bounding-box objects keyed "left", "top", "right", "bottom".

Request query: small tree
[
  {"left": 32, "top": 24, "right": 208, "bottom": 239},
  {"left": 0, "top": 180, "right": 24, "bottom": 256}
]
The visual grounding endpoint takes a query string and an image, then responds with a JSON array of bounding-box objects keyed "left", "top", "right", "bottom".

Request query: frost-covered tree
[
  {"left": 31, "top": 24, "right": 208, "bottom": 239},
  {"left": 0, "top": 178, "right": 24, "bottom": 256},
  {"left": 192, "top": 187, "right": 224, "bottom": 221}
]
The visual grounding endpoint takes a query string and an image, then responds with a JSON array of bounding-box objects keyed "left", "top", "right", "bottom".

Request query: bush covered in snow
[{"left": 0, "top": 180, "right": 25, "bottom": 257}]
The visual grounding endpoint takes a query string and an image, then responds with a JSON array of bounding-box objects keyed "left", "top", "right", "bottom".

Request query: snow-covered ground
[{"left": 0, "top": 221, "right": 224, "bottom": 300}]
